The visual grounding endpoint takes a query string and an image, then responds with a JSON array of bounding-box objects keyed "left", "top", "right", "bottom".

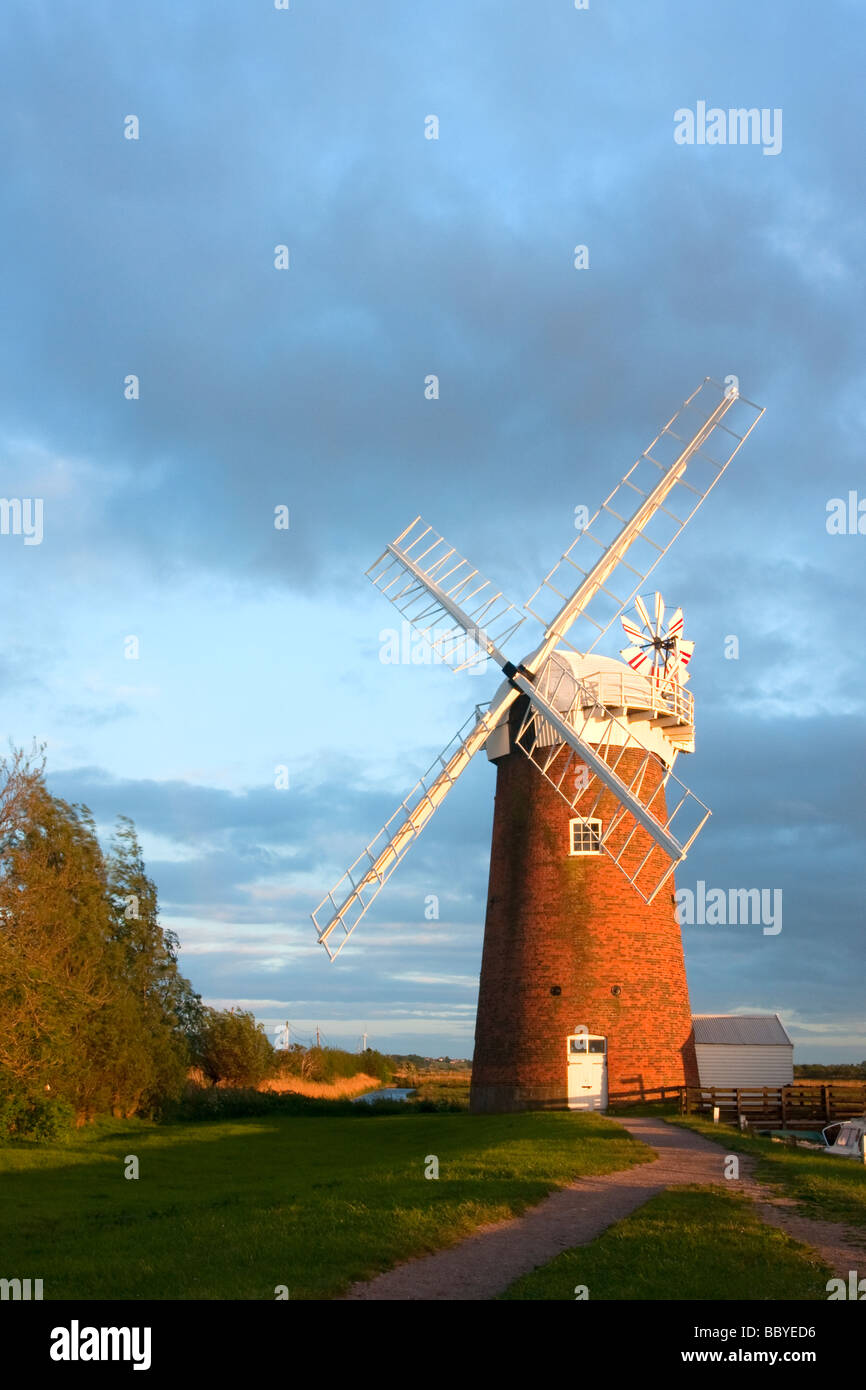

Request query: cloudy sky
[{"left": 2, "top": 1, "right": 863, "bottom": 1061}]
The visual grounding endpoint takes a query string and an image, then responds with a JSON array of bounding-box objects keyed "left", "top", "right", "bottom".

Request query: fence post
[
  {"left": 735, "top": 1088, "right": 742, "bottom": 1123},
  {"left": 822, "top": 1084, "right": 830, "bottom": 1121}
]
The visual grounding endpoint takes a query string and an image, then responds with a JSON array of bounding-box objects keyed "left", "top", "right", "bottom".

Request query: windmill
[{"left": 312, "top": 378, "right": 764, "bottom": 1112}]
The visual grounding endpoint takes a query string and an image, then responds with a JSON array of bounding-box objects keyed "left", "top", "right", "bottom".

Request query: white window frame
[{"left": 569, "top": 817, "right": 602, "bottom": 856}]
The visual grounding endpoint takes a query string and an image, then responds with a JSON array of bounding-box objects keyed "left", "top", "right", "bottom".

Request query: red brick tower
[{"left": 470, "top": 653, "right": 699, "bottom": 1113}]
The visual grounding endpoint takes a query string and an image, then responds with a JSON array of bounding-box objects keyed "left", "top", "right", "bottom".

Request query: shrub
[
  {"left": 275, "top": 1045, "right": 394, "bottom": 1085},
  {"left": 0, "top": 1089, "right": 76, "bottom": 1142},
  {"left": 196, "top": 1008, "right": 275, "bottom": 1088}
]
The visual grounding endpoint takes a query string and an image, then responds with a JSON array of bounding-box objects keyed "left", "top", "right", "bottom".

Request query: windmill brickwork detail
[{"left": 471, "top": 740, "right": 698, "bottom": 1113}]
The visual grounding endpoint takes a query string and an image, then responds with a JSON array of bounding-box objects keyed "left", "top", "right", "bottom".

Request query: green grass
[
  {"left": 0, "top": 1109, "right": 650, "bottom": 1300},
  {"left": 673, "top": 1116, "right": 866, "bottom": 1228},
  {"left": 499, "top": 1186, "right": 833, "bottom": 1300}
]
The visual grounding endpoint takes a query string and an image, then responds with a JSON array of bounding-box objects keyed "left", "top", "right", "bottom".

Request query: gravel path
[
  {"left": 345, "top": 1117, "right": 732, "bottom": 1301},
  {"left": 342, "top": 1116, "right": 866, "bottom": 1301},
  {"left": 619, "top": 1119, "right": 866, "bottom": 1282}
]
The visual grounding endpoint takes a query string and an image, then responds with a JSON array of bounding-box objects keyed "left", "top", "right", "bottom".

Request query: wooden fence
[
  {"left": 607, "top": 1085, "right": 685, "bottom": 1106},
  {"left": 684, "top": 1081, "right": 866, "bottom": 1125}
]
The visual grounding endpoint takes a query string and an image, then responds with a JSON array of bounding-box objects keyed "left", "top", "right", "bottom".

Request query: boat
[{"left": 821, "top": 1115, "right": 866, "bottom": 1158}]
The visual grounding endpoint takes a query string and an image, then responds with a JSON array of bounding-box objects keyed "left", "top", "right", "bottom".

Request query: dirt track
[{"left": 343, "top": 1116, "right": 866, "bottom": 1301}]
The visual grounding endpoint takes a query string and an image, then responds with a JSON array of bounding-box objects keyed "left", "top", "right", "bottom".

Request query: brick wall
[{"left": 470, "top": 725, "right": 698, "bottom": 1113}]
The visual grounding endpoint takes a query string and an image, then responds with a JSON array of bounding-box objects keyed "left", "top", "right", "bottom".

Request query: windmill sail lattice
[
  {"left": 524, "top": 381, "right": 763, "bottom": 659},
  {"left": 312, "top": 706, "right": 500, "bottom": 959},
  {"left": 367, "top": 519, "right": 526, "bottom": 671},
  {"left": 312, "top": 377, "right": 765, "bottom": 959}
]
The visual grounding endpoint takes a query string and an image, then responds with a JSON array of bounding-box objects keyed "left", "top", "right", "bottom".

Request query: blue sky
[{"left": 1, "top": 1, "right": 864, "bottom": 1061}]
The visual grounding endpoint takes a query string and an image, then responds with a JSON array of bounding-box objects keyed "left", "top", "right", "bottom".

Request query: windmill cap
[
  {"left": 486, "top": 648, "right": 695, "bottom": 760},
  {"left": 498, "top": 648, "right": 685, "bottom": 712}
]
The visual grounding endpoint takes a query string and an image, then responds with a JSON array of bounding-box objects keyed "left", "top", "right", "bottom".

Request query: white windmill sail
[
  {"left": 524, "top": 379, "right": 764, "bottom": 661},
  {"left": 312, "top": 705, "right": 502, "bottom": 958},
  {"left": 312, "top": 377, "right": 765, "bottom": 956},
  {"left": 367, "top": 518, "right": 526, "bottom": 672}
]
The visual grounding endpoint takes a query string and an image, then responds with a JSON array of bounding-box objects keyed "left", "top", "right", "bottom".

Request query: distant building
[{"left": 692, "top": 1014, "right": 794, "bottom": 1089}]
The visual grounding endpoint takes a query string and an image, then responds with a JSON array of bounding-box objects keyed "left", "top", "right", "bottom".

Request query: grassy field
[
  {"left": 674, "top": 1116, "right": 866, "bottom": 1228},
  {"left": 0, "top": 1109, "right": 649, "bottom": 1300},
  {"left": 499, "top": 1186, "right": 833, "bottom": 1301}
]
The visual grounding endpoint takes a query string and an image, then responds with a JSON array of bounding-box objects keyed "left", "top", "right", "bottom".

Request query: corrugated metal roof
[{"left": 691, "top": 1014, "right": 793, "bottom": 1046}]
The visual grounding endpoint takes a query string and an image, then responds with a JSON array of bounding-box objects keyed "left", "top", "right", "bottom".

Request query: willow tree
[
  {"left": 104, "top": 816, "right": 203, "bottom": 1114},
  {"left": 0, "top": 769, "right": 115, "bottom": 1109},
  {"left": 0, "top": 750, "right": 202, "bottom": 1120}
]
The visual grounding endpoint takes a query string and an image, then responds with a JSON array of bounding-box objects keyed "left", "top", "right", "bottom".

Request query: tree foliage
[
  {"left": 274, "top": 1045, "right": 393, "bottom": 1085},
  {"left": 794, "top": 1062, "right": 866, "bottom": 1079},
  {"left": 196, "top": 1007, "right": 275, "bottom": 1087},
  {"left": 0, "top": 749, "right": 202, "bottom": 1127}
]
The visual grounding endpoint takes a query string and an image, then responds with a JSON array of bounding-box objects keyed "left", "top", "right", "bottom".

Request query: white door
[{"left": 566, "top": 1034, "right": 608, "bottom": 1110}]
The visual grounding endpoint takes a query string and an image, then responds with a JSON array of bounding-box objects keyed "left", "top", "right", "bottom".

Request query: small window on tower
[{"left": 569, "top": 817, "right": 602, "bottom": 856}]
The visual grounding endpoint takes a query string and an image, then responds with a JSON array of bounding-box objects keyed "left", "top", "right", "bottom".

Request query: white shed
[{"left": 692, "top": 1014, "right": 794, "bottom": 1088}]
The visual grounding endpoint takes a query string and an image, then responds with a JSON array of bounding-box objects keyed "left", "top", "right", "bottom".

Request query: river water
[{"left": 351, "top": 1087, "right": 415, "bottom": 1104}]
